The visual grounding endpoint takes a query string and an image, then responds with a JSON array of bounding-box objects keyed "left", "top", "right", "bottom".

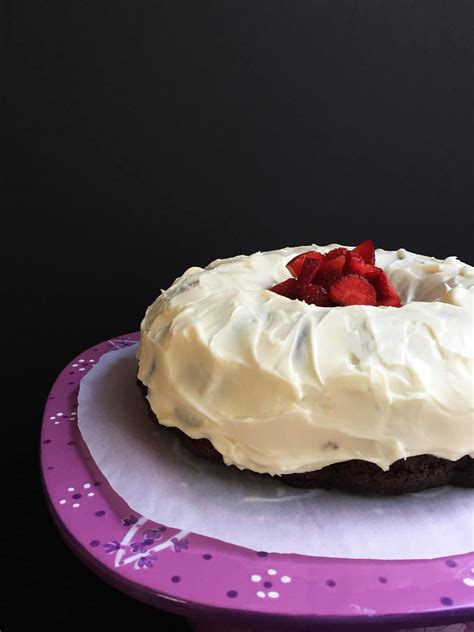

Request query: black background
[{"left": 4, "top": 1, "right": 474, "bottom": 630}]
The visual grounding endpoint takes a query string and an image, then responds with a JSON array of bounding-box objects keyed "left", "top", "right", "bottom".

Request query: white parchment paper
[{"left": 77, "top": 345, "right": 474, "bottom": 559}]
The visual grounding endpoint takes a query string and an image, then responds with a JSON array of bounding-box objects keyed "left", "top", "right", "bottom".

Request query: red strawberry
[
  {"left": 299, "top": 283, "right": 333, "bottom": 307},
  {"left": 351, "top": 240, "right": 375, "bottom": 264},
  {"left": 286, "top": 251, "right": 324, "bottom": 277},
  {"left": 269, "top": 277, "right": 298, "bottom": 299},
  {"left": 325, "top": 247, "right": 349, "bottom": 260},
  {"left": 296, "top": 257, "right": 323, "bottom": 287},
  {"left": 314, "top": 254, "right": 346, "bottom": 287},
  {"left": 321, "top": 254, "right": 347, "bottom": 274},
  {"left": 345, "top": 251, "right": 379, "bottom": 278},
  {"left": 371, "top": 269, "right": 401, "bottom": 307},
  {"left": 328, "top": 274, "right": 377, "bottom": 306},
  {"left": 270, "top": 241, "right": 400, "bottom": 308}
]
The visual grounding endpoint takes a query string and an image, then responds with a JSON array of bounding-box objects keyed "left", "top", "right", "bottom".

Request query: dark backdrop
[{"left": 4, "top": 1, "right": 474, "bottom": 629}]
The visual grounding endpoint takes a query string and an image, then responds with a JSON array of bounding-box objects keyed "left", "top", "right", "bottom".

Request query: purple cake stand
[{"left": 41, "top": 333, "right": 474, "bottom": 631}]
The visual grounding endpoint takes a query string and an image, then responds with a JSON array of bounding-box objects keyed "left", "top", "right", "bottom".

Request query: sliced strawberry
[
  {"left": 296, "top": 257, "right": 323, "bottom": 287},
  {"left": 271, "top": 241, "right": 400, "bottom": 308},
  {"left": 321, "top": 254, "right": 347, "bottom": 274},
  {"left": 371, "top": 269, "right": 401, "bottom": 307},
  {"left": 318, "top": 271, "right": 343, "bottom": 288},
  {"left": 325, "top": 247, "right": 349, "bottom": 260},
  {"left": 351, "top": 240, "right": 375, "bottom": 264},
  {"left": 286, "top": 251, "right": 324, "bottom": 277},
  {"left": 345, "top": 251, "right": 379, "bottom": 278},
  {"left": 299, "top": 283, "right": 333, "bottom": 307},
  {"left": 328, "top": 274, "right": 377, "bottom": 306},
  {"left": 313, "top": 254, "right": 346, "bottom": 287},
  {"left": 269, "top": 277, "right": 298, "bottom": 299}
]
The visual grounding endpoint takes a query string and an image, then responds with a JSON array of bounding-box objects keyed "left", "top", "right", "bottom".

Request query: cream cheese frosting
[{"left": 137, "top": 245, "right": 474, "bottom": 476}]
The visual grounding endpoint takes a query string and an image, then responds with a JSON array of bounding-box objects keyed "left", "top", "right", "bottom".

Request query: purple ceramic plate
[{"left": 41, "top": 333, "right": 474, "bottom": 630}]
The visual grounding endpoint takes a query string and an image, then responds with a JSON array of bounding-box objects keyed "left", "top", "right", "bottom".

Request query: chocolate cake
[{"left": 136, "top": 242, "right": 474, "bottom": 494}]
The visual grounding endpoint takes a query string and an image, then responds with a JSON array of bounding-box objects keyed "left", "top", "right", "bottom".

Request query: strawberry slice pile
[{"left": 269, "top": 240, "right": 401, "bottom": 307}]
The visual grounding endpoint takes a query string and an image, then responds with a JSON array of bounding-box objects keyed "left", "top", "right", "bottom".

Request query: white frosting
[{"left": 137, "top": 245, "right": 474, "bottom": 476}]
